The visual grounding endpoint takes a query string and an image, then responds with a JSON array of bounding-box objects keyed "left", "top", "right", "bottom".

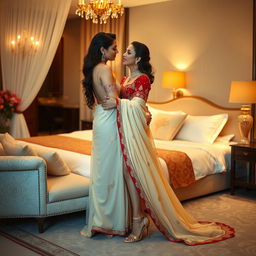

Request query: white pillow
[
  {"left": 1, "top": 133, "right": 37, "bottom": 156},
  {"left": 215, "top": 134, "right": 235, "bottom": 144},
  {"left": 36, "top": 148, "right": 71, "bottom": 176},
  {"left": 148, "top": 106, "right": 187, "bottom": 140},
  {"left": 175, "top": 114, "right": 228, "bottom": 144}
]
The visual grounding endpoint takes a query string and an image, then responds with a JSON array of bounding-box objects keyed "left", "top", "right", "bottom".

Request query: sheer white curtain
[{"left": 0, "top": 0, "right": 71, "bottom": 138}]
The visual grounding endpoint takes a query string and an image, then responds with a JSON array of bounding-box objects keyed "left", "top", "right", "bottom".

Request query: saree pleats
[
  {"left": 116, "top": 97, "right": 235, "bottom": 245},
  {"left": 81, "top": 105, "right": 129, "bottom": 237}
]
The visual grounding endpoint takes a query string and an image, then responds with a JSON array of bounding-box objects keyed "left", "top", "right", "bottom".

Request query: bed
[
  {"left": 1, "top": 95, "right": 240, "bottom": 201},
  {"left": 148, "top": 96, "right": 240, "bottom": 200}
]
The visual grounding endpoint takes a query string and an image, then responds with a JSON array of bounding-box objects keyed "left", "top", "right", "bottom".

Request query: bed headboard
[{"left": 148, "top": 96, "right": 241, "bottom": 141}]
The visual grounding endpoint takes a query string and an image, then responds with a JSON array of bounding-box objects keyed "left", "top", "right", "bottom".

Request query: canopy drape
[{"left": 0, "top": 0, "right": 71, "bottom": 137}]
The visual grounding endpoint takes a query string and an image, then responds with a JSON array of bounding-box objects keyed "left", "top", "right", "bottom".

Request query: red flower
[{"left": 0, "top": 89, "right": 21, "bottom": 120}]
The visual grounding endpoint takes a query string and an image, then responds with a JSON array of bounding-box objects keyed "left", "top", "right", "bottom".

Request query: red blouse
[{"left": 120, "top": 74, "right": 151, "bottom": 102}]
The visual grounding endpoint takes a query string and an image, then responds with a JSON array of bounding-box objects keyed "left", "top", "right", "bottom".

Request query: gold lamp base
[
  {"left": 238, "top": 105, "right": 253, "bottom": 145},
  {"left": 172, "top": 89, "right": 184, "bottom": 99}
]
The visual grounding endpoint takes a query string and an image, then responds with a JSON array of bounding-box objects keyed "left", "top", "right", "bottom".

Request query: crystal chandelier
[
  {"left": 10, "top": 30, "right": 40, "bottom": 58},
  {"left": 76, "top": 0, "right": 124, "bottom": 24}
]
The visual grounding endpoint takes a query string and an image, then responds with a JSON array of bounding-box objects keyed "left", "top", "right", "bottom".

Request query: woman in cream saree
[
  {"left": 104, "top": 41, "right": 235, "bottom": 245},
  {"left": 81, "top": 32, "right": 129, "bottom": 237}
]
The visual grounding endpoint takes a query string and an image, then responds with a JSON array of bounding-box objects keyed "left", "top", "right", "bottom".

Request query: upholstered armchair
[{"left": 0, "top": 156, "right": 90, "bottom": 232}]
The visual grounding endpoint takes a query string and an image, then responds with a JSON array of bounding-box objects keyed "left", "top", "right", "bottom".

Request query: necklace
[{"left": 129, "top": 70, "right": 141, "bottom": 78}]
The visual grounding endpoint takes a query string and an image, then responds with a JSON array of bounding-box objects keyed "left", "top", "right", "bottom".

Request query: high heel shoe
[{"left": 124, "top": 216, "right": 149, "bottom": 243}]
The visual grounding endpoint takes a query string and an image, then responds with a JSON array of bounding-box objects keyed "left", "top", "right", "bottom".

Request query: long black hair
[
  {"left": 131, "top": 41, "right": 154, "bottom": 84},
  {"left": 82, "top": 32, "right": 116, "bottom": 109}
]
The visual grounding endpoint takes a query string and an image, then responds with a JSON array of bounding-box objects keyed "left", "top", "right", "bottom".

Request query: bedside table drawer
[
  {"left": 230, "top": 143, "right": 256, "bottom": 194},
  {"left": 233, "top": 148, "right": 255, "bottom": 161}
]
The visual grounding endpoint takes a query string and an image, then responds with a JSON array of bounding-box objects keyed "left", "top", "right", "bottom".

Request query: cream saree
[
  {"left": 81, "top": 105, "right": 129, "bottom": 237},
  {"left": 116, "top": 97, "right": 235, "bottom": 245}
]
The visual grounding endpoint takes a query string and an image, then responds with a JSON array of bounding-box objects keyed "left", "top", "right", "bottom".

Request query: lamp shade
[
  {"left": 229, "top": 81, "right": 256, "bottom": 103},
  {"left": 162, "top": 71, "right": 186, "bottom": 89}
]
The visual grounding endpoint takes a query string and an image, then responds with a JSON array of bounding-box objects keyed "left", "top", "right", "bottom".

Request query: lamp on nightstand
[
  {"left": 229, "top": 81, "right": 256, "bottom": 144},
  {"left": 162, "top": 71, "right": 186, "bottom": 98}
]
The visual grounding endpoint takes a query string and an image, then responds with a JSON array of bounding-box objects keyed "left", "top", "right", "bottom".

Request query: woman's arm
[
  {"left": 100, "top": 65, "right": 118, "bottom": 99},
  {"left": 145, "top": 105, "right": 152, "bottom": 125},
  {"left": 101, "top": 96, "right": 117, "bottom": 109}
]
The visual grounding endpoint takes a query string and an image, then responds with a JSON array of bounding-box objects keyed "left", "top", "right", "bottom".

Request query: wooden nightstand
[{"left": 230, "top": 143, "right": 256, "bottom": 194}]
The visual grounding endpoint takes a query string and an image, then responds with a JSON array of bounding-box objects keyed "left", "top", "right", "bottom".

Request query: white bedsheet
[{"left": 60, "top": 130, "right": 231, "bottom": 181}]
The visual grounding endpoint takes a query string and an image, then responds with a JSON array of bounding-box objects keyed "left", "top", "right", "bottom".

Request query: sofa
[{"left": 0, "top": 155, "right": 90, "bottom": 232}]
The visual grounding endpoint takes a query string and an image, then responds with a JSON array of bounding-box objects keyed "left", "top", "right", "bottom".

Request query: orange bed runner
[{"left": 20, "top": 135, "right": 195, "bottom": 189}]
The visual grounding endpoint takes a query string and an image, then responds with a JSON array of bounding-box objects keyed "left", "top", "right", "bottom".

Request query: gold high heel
[{"left": 124, "top": 216, "right": 149, "bottom": 243}]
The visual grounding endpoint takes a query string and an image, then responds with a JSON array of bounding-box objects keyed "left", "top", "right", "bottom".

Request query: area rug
[
  {"left": 0, "top": 225, "right": 79, "bottom": 256},
  {"left": 1, "top": 190, "right": 256, "bottom": 256}
]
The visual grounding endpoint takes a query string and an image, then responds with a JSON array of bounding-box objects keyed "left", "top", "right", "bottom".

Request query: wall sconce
[
  {"left": 229, "top": 81, "right": 256, "bottom": 144},
  {"left": 10, "top": 30, "right": 40, "bottom": 58},
  {"left": 162, "top": 71, "right": 186, "bottom": 98}
]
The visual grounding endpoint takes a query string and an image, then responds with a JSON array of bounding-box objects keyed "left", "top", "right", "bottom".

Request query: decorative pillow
[
  {"left": 215, "top": 134, "right": 235, "bottom": 144},
  {"left": 0, "top": 143, "right": 5, "bottom": 156},
  {"left": 148, "top": 106, "right": 187, "bottom": 140},
  {"left": 175, "top": 114, "right": 228, "bottom": 144},
  {"left": 0, "top": 133, "right": 4, "bottom": 141},
  {"left": 1, "top": 133, "right": 37, "bottom": 156},
  {"left": 0, "top": 134, "right": 5, "bottom": 155},
  {"left": 0, "top": 133, "right": 13, "bottom": 143},
  {"left": 36, "top": 148, "right": 71, "bottom": 176},
  {"left": 0, "top": 133, "right": 70, "bottom": 176}
]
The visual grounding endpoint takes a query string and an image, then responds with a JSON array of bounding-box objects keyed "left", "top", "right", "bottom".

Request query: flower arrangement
[{"left": 0, "top": 89, "right": 21, "bottom": 133}]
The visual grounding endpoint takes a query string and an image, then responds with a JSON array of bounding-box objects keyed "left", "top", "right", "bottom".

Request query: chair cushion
[
  {"left": 47, "top": 173, "right": 90, "bottom": 203},
  {"left": 37, "top": 148, "right": 71, "bottom": 176},
  {"left": 1, "top": 133, "right": 37, "bottom": 156}
]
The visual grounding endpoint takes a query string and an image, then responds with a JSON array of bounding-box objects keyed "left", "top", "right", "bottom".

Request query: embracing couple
[{"left": 80, "top": 32, "right": 235, "bottom": 245}]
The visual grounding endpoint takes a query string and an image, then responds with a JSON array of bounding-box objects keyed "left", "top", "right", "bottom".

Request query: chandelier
[
  {"left": 10, "top": 31, "right": 40, "bottom": 58},
  {"left": 76, "top": 0, "right": 124, "bottom": 24}
]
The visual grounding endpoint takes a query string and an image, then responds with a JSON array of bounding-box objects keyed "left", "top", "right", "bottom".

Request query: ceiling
[{"left": 69, "top": 0, "right": 171, "bottom": 19}]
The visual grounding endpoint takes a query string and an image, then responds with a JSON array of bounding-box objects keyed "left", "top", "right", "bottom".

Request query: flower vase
[{"left": 0, "top": 113, "right": 10, "bottom": 133}]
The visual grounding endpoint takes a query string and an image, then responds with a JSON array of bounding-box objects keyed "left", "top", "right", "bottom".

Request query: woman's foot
[{"left": 124, "top": 216, "right": 149, "bottom": 243}]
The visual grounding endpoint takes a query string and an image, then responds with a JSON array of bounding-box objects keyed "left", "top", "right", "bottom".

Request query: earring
[
  {"left": 135, "top": 59, "right": 140, "bottom": 65},
  {"left": 102, "top": 52, "right": 105, "bottom": 61}
]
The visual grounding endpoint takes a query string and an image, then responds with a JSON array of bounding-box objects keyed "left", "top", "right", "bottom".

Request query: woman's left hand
[
  {"left": 145, "top": 107, "right": 152, "bottom": 125},
  {"left": 102, "top": 96, "right": 117, "bottom": 110}
]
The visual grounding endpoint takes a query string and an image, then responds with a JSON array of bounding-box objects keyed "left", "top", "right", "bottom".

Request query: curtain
[
  {"left": 80, "top": 9, "right": 128, "bottom": 122},
  {"left": 0, "top": 0, "right": 71, "bottom": 138}
]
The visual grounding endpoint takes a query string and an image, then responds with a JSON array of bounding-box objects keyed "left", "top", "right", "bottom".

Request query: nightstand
[{"left": 230, "top": 143, "right": 256, "bottom": 194}]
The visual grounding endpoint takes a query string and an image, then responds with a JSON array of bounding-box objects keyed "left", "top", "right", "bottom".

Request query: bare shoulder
[{"left": 95, "top": 63, "right": 111, "bottom": 74}]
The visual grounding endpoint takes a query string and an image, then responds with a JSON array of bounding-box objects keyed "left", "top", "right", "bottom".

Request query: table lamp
[
  {"left": 162, "top": 71, "right": 186, "bottom": 98},
  {"left": 229, "top": 81, "right": 256, "bottom": 144}
]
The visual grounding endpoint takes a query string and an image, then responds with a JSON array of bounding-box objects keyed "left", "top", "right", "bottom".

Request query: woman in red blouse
[
  {"left": 104, "top": 42, "right": 154, "bottom": 243},
  {"left": 102, "top": 42, "right": 235, "bottom": 245}
]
